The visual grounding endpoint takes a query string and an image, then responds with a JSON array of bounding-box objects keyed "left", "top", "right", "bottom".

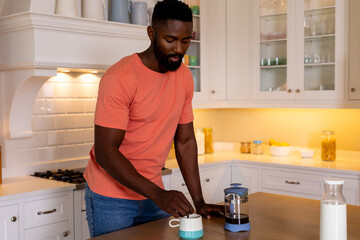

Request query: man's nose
[{"left": 173, "top": 41, "right": 184, "bottom": 54}]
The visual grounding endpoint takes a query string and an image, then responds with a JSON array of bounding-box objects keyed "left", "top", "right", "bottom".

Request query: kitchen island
[{"left": 89, "top": 192, "right": 360, "bottom": 240}]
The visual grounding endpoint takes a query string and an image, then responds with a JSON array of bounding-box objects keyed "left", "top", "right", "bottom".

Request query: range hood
[{"left": 0, "top": 12, "right": 150, "bottom": 139}]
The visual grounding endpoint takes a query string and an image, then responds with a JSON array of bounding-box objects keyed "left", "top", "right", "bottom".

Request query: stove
[{"left": 32, "top": 169, "right": 86, "bottom": 189}]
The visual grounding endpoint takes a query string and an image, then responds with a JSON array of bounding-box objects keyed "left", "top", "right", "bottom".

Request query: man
[{"left": 84, "top": 0, "right": 223, "bottom": 237}]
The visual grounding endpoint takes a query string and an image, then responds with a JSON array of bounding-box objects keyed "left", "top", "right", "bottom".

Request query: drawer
[
  {"left": 262, "top": 169, "right": 326, "bottom": 196},
  {"left": 25, "top": 221, "right": 71, "bottom": 240},
  {"left": 24, "top": 195, "right": 69, "bottom": 229}
]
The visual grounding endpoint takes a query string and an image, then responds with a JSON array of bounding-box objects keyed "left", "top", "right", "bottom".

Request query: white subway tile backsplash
[
  {"left": 76, "top": 114, "right": 94, "bottom": 128},
  {"left": 85, "top": 128, "right": 94, "bottom": 143},
  {"left": 67, "top": 99, "right": 86, "bottom": 113},
  {"left": 5, "top": 149, "right": 36, "bottom": 167},
  {"left": 85, "top": 99, "right": 97, "bottom": 113},
  {"left": 57, "top": 145, "right": 77, "bottom": 160},
  {"left": 32, "top": 115, "right": 56, "bottom": 131},
  {"left": 75, "top": 83, "right": 98, "bottom": 98},
  {"left": 26, "top": 132, "right": 47, "bottom": 148},
  {"left": 55, "top": 83, "right": 75, "bottom": 97},
  {"left": 37, "top": 82, "right": 56, "bottom": 98},
  {"left": 56, "top": 114, "right": 77, "bottom": 129},
  {"left": 33, "top": 99, "right": 46, "bottom": 115},
  {"left": 36, "top": 147, "right": 57, "bottom": 162},
  {"left": 76, "top": 143, "right": 93, "bottom": 158},
  {"left": 46, "top": 99, "right": 67, "bottom": 114},
  {"left": 47, "top": 130, "right": 67, "bottom": 145},
  {"left": 66, "top": 129, "right": 86, "bottom": 144}
]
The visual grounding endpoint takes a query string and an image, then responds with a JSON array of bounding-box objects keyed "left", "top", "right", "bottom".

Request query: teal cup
[
  {"left": 189, "top": 56, "right": 198, "bottom": 66},
  {"left": 169, "top": 214, "right": 204, "bottom": 240},
  {"left": 191, "top": 5, "right": 199, "bottom": 15}
]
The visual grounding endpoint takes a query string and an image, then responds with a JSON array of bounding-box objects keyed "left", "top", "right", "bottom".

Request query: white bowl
[
  {"left": 270, "top": 146, "right": 291, "bottom": 157},
  {"left": 299, "top": 149, "right": 314, "bottom": 158}
]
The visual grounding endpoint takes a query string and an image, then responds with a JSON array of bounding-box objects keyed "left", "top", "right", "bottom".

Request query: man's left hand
[{"left": 196, "top": 202, "right": 225, "bottom": 220}]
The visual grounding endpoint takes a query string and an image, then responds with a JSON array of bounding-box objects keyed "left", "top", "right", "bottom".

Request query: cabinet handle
[
  {"left": 287, "top": 89, "right": 292, "bottom": 93},
  {"left": 63, "top": 231, "right": 70, "bottom": 237},
  {"left": 11, "top": 216, "right": 17, "bottom": 222},
  {"left": 285, "top": 180, "right": 300, "bottom": 185},
  {"left": 181, "top": 183, "right": 185, "bottom": 186},
  {"left": 296, "top": 89, "right": 300, "bottom": 93},
  {"left": 211, "top": 90, "right": 215, "bottom": 94},
  {"left": 351, "top": 88, "right": 356, "bottom": 92},
  {"left": 205, "top": 178, "right": 210, "bottom": 182},
  {"left": 38, "top": 208, "right": 56, "bottom": 215}
]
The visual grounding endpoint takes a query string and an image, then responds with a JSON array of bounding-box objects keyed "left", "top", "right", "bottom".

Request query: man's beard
[{"left": 154, "top": 37, "right": 183, "bottom": 71}]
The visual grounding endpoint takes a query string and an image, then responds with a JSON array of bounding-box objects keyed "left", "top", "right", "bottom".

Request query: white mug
[
  {"left": 82, "top": 0, "right": 105, "bottom": 20},
  {"left": 130, "top": 1, "right": 150, "bottom": 26},
  {"left": 56, "top": 0, "right": 79, "bottom": 17},
  {"left": 169, "top": 214, "right": 203, "bottom": 240}
]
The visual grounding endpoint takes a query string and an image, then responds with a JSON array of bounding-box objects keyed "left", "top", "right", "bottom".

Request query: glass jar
[
  {"left": 321, "top": 130, "right": 336, "bottom": 161},
  {"left": 194, "top": 128, "right": 205, "bottom": 155},
  {"left": 251, "top": 140, "right": 264, "bottom": 154},
  {"left": 240, "top": 142, "right": 251, "bottom": 154},
  {"left": 204, "top": 128, "right": 214, "bottom": 154},
  {"left": 320, "top": 178, "right": 347, "bottom": 240}
]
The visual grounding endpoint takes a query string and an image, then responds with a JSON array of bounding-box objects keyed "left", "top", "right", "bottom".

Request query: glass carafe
[{"left": 320, "top": 178, "right": 347, "bottom": 240}]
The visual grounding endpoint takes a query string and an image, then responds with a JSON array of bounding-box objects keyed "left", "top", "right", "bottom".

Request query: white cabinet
[
  {"left": 231, "top": 164, "right": 259, "bottom": 194},
  {"left": 349, "top": 0, "right": 360, "bottom": 100},
  {"left": 200, "top": 165, "right": 231, "bottom": 204},
  {"left": 170, "top": 171, "right": 193, "bottom": 204},
  {"left": 25, "top": 221, "right": 71, "bottom": 240},
  {"left": 0, "top": 204, "right": 19, "bottom": 240},
  {"left": 251, "top": 0, "right": 346, "bottom": 101}
]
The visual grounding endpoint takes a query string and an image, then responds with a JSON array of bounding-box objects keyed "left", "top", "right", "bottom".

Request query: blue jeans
[{"left": 84, "top": 183, "right": 171, "bottom": 237}]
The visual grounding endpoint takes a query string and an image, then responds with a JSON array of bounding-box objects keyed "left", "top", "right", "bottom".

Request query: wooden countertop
[{"left": 90, "top": 192, "right": 360, "bottom": 240}]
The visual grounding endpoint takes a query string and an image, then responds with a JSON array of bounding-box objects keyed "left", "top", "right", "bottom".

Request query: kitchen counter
[
  {"left": 89, "top": 192, "right": 360, "bottom": 240},
  {"left": 0, "top": 176, "right": 76, "bottom": 201},
  {"left": 165, "top": 145, "right": 360, "bottom": 175}
]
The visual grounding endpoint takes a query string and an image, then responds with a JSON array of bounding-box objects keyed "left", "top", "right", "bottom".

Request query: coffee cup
[
  {"left": 169, "top": 214, "right": 203, "bottom": 240},
  {"left": 110, "top": 0, "right": 131, "bottom": 23},
  {"left": 189, "top": 56, "right": 198, "bottom": 66},
  {"left": 190, "top": 5, "right": 199, "bottom": 15}
]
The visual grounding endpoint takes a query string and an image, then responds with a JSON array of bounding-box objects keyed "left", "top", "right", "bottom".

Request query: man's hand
[
  {"left": 153, "top": 189, "right": 194, "bottom": 218},
  {"left": 195, "top": 202, "right": 225, "bottom": 220}
]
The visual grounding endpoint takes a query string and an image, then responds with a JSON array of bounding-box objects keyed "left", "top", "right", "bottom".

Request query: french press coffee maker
[{"left": 224, "top": 183, "right": 251, "bottom": 232}]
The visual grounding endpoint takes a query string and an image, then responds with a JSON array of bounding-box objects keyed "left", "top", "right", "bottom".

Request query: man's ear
[{"left": 147, "top": 26, "right": 155, "bottom": 41}]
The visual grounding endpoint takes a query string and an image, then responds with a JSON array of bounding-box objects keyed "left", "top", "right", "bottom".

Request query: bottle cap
[{"left": 324, "top": 178, "right": 344, "bottom": 185}]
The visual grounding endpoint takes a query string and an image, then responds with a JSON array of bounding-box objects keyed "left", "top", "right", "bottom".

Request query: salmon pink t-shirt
[{"left": 84, "top": 53, "right": 194, "bottom": 200}]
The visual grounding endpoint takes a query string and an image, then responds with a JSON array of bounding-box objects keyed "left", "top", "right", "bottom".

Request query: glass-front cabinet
[{"left": 252, "top": 0, "right": 345, "bottom": 100}]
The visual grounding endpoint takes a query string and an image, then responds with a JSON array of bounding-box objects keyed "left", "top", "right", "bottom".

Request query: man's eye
[
  {"left": 183, "top": 40, "right": 191, "bottom": 44},
  {"left": 166, "top": 39, "right": 174, "bottom": 43}
]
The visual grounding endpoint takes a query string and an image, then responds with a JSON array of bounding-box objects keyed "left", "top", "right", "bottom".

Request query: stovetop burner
[{"left": 32, "top": 169, "right": 86, "bottom": 185}]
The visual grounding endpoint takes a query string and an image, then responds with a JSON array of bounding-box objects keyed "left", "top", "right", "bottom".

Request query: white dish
[
  {"left": 299, "top": 149, "right": 314, "bottom": 158},
  {"left": 270, "top": 146, "right": 291, "bottom": 157}
]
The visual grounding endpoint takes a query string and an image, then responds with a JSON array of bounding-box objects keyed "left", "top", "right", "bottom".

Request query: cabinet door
[
  {"left": 200, "top": 165, "right": 231, "bottom": 204},
  {"left": 25, "top": 221, "right": 71, "bottom": 240},
  {"left": 296, "top": 0, "right": 345, "bottom": 100},
  {"left": 0, "top": 204, "right": 19, "bottom": 240},
  {"left": 349, "top": 0, "right": 360, "bottom": 100},
  {"left": 231, "top": 164, "right": 259, "bottom": 194}
]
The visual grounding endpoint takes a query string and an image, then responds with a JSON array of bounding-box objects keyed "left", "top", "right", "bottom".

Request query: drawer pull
[
  {"left": 38, "top": 208, "right": 57, "bottom": 215},
  {"left": 205, "top": 178, "right": 210, "bottom": 182},
  {"left": 63, "top": 231, "right": 70, "bottom": 237},
  {"left": 11, "top": 216, "right": 17, "bottom": 222},
  {"left": 285, "top": 180, "right": 300, "bottom": 185},
  {"left": 181, "top": 183, "right": 185, "bottom": 186}
]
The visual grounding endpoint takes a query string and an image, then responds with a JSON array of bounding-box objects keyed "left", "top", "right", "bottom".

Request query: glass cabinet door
[
  {"left": 259, "top": 0, "right": 288, "bottom": 93},
  {"left": 303, "top": 0, "right": 335, "bottom": 91}
]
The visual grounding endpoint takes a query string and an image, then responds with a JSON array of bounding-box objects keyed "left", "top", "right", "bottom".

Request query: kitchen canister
[
  {"left": 321, "top": 130, "right": 336, "bottom": 161},
  {"left": 195, "top": 128, "right": 205, "bottom": 155},
  {"left": 56, "top": 0, "right": 79, "bottom": 17},
  {"left": 110, "top": 0, "right": 130, "bottom": 23},
  {"left": 82, "top": 0, "right": 105, "bottom": 20},
  {"left": 130, "top": 1, "right": 150, "bottom": 26}
]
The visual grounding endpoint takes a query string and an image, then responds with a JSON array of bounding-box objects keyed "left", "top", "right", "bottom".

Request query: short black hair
[{"left": 152, "top": 0, "right": 193, "bottom": 27}]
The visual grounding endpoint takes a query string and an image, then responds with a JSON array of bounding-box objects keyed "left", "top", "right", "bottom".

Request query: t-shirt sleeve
[
  {"left": 178, "top": 69, "right": 194, "bottom": 124},
  {"left": 94, "top": 72, "right": 135, "bottom": 130}
]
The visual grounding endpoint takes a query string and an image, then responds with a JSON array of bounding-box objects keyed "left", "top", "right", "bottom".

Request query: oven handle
[{"left": 38, "top": 208, "right": 57, "bottom": 215}]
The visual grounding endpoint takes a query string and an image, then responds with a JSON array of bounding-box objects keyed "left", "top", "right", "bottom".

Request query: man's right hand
[{"left": 153, "top": 189, "right": 194, "bottom": 218}]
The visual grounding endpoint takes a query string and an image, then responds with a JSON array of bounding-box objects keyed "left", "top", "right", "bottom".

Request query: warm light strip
[{"left": 57, "top": 68, "right": 105, "bottom": 74}]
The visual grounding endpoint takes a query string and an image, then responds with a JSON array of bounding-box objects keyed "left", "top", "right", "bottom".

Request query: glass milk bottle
[{"left": 320, "top": 178, "right": 347, "bottom": 240}]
